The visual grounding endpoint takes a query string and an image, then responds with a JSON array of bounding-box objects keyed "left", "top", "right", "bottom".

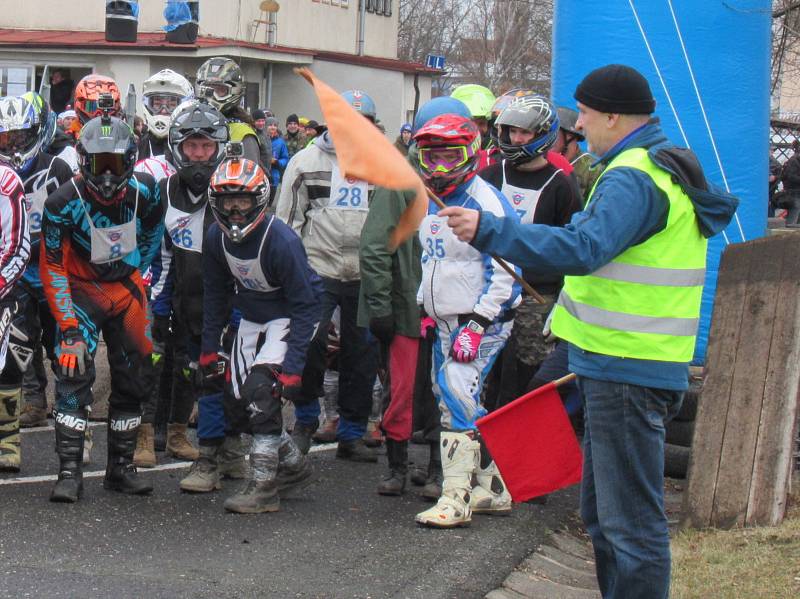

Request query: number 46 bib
[{"left": 329, "top": 165, "right": 368, "bottom": 211}]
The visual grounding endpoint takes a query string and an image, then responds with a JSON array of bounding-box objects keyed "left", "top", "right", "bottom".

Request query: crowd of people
[{"left": 0, "top": 55, "right": 738, "bottom": 598}]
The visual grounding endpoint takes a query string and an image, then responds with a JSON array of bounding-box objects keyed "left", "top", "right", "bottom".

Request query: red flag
[
  {"left": 476, "top": 381, "right": 583, "bottom": 502},
  {"left": 294, "top": 68, "right": 427, "bottom": 249}
]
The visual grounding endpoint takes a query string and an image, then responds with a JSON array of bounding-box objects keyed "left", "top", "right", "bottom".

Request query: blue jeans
[{"left": 577, "top": 377, "right": 683, "bottom": 599}]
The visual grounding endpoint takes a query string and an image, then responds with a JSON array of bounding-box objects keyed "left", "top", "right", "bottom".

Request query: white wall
[
  {"left": 268, "top": 59, "right": 431, "bottom": 139},
  {"left": 0, "top": 1, "right": 399, "bottom": 58}
]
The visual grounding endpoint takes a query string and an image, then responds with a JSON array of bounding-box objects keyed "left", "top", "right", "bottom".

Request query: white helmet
[{"left": 142, "top": 69, "right": 194, "bottom": 139}]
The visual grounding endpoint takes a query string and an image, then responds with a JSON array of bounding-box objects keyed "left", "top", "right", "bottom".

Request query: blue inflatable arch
[{"left": 552, "top": 0, "right": 772, "bottom": 363}]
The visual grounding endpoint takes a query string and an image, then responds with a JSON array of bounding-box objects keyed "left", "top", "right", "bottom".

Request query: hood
[
  {"left": 313, "top": 130, "right": 336, "bottom": 155},
  {"left": 604, "top": 119, "right": 739, "bottom": 239}
]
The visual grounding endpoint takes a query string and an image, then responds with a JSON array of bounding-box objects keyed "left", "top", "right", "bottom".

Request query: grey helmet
[
  {"left": 495, "top": 93, "right": 559, "bottom": 165},
  {"left": 195, "top": 57, "right": 245, "bottom": 115},
  {"left": 557, "top": 107, "right": 584, "bottom": 141},
  {"left": 168, "top": 100, "right": 229, "bottom": 193},
  {"left": 77, "top": 116, "right": 138, "bottom": 202}
]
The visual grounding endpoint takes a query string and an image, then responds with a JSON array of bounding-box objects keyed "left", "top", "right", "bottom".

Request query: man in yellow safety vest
[{"left": 438, "top": 64, "right": 738, "bottom": 599}]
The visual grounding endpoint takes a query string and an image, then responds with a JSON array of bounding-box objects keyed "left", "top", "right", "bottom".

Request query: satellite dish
[{"left": 260, "top": 0, "right": 280, "bottom": 12}]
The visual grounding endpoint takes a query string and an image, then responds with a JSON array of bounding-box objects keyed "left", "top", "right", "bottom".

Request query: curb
[{"left": 486, "top": 528, "right": 600, "bottom": 599}]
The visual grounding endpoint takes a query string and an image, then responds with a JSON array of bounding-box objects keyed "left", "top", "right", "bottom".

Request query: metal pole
[
  {"left": 267, "top": 63, "right": 273, "bottom": 109},
  {"left": 357, "top": 0, "right": 366, "bottom": 56}
]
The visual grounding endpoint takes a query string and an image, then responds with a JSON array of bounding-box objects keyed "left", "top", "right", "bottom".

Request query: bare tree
[
  {"left": 398, "top": 0, "right": 553, "bottom": 95},
  {"left": 772, "top": 0, "right": 800, "bottom": 118}
]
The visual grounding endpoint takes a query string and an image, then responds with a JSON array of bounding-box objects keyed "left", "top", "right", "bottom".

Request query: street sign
[{"left": 425, "top": 54, "right": 446, "bottom": 70}]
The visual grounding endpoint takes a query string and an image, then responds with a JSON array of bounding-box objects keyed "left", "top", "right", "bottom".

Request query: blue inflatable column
[{"left": 551, "top": 0, "right": 772, "bottom": 363}]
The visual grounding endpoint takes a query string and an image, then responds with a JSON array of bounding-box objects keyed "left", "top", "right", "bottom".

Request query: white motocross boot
[
  {"left": 415, "top": 431, "right": 479, "bottom": 528},
  {"left": 470, "top": 458, "right": 512, "bottom": 515}
]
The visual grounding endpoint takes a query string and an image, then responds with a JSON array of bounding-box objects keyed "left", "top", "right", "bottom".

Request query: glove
[
  {"left": 199, "top": 352, "right": 226, "bottom": 382},
  {"left": 151, "top": 314, "right": 171, "bottom": 344},
  {"left": 369, "top": 314, "right": 395, "bottom": 346},
  {"left": 58, "top": 329, "right": 91, "bottom": 378},
  {"left": 277, "top": 372, "right": 304, "bottom": 404},
  {"left": 542, "top": 306, "right": 557, "bottom": 344},
  {"left": 420, "top": 316, "right": 436, "bottom": 339},
  {"left": 450, "top": 319, "right": 485, "bottom": 363}
]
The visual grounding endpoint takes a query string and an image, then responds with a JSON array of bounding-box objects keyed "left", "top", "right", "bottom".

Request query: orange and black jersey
[{"left": 39, "top": 174, "right": 163, "bottom": 334}]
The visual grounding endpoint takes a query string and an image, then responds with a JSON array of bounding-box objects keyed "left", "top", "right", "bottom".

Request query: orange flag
[{"left": 295, "top": 67, "right": 428, "bottom": 249}]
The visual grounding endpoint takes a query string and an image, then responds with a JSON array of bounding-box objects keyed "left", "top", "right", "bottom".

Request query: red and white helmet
[{"left": 413, "top": 114, "right": 481, "bottom": 194}]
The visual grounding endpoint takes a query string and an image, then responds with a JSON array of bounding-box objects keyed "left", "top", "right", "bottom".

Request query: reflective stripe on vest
[{"left": 550, "top": 147, "right": 707, "bottom": 362}]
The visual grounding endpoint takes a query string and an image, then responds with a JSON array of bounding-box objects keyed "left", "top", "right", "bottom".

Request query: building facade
[{"left": 0, "top": 0, "right": 435, "bottom": 135}]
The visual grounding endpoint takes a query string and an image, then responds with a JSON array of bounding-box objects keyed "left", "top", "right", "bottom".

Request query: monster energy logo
[{"left": 101, "top": 126, "right": 112, "bottom": 137}]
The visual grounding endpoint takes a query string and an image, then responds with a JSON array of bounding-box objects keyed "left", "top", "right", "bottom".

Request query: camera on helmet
[
  {"left": 98, "top": 93, "right": 115, "bottom": 110},
  {"left": 226, "top": 141, "right": 244, "bottom": 161}
]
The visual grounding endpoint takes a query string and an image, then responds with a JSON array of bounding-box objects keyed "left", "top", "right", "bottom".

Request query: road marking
[{"left": 0, "top": 443, "right": 338, "bottom": 486}]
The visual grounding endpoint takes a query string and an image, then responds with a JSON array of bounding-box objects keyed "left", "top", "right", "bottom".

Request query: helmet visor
[
  {"left": 0, "top": 127, "right": 39, "bottom": 156},
  {"left": 418, "top": 146, "right": 471, "bottom": 174},
  {"left": 145, "top": 93, "right": 182, "bottom": 116},
  {"left": 87, "top": 152, "right": 128, "bottom": 177}
]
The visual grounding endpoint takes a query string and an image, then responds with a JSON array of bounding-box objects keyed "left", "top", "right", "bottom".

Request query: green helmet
[{"left": 450, "top": 84, "right": 496, "bottom": 120}]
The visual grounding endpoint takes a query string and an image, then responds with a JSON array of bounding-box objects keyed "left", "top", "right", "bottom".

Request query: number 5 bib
[{"left": 329, "top": 164, "right": 368, "bottom": 211}]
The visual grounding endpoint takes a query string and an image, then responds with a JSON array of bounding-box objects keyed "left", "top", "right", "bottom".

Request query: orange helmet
[
  {"left": 208, "top": 156, "right": 270, "bottom": 242},
  {"left": 74, "top": 74, "right": 122, "bottom": 124}
]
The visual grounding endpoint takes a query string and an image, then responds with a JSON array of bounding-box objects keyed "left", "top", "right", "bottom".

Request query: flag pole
[{"left": 425, "top": 187, "right": 547, "bottom": 304}]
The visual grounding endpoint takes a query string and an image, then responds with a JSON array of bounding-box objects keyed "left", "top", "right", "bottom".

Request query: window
[
  {"left": 0, "top": 65, "right": 33, "bottom": 96},
  {"left": 362, "top": 0, "right": 391, "bottom": 16}
]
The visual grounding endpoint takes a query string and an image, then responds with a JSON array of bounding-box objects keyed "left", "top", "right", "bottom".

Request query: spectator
[
  {"left": 780, "top": 139, "right": 800, "bottom": 223},
  {"left": 251, "top": 109, "right": 274, "bottom": 173},
  {"left": 266, "top": 116, "right": 289, "bottom": 205},
  {"left": 768, "top": 150, "right": 781, "bottom": 217},
  {"left": 393, "top": 123, "right": 412, "bottom": 156},
  {"left": 304, "top": 120, "right": 324, "bottom": 146},
  {"left": 49, "top": 68, "right": 74, "bottom": 114},
  {"left": 284, "top": 114, "right": 307, "bottom": 158}
]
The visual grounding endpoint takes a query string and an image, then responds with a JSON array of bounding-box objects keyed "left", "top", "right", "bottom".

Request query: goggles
[
  {"left": 215, "top": 193, "right": 258, "bottom": 216},
  {"left": 0, "top": 127, "right": 39, "bottom": 155},
  {"left": 145, "top": 94, "right": 182, "bottom": 115},
  {"left": 418, "top": 145, "right": 474, "bottom": 174},
  {"left": 86, "top": 152, "right": 128, "bottom": 177},
  {"left": 80, "top": 99, "right": 119, "bottom": 117},
  {"left": 200, "top": 82, "right": 233, "bottom": 101}
]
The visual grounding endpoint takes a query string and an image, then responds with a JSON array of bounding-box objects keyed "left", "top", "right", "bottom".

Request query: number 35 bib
[{"left": 329, "top": 165, "right": 368, "bottom": 211}]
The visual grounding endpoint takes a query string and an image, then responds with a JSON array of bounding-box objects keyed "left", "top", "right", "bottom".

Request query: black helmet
[
  {"left": 195, "top": 57, "right": 245, "bottom": 115},
  {"left": 77, "top": 116, "right": 137, "bottom": 202},
  {"left": 495, "top": 94, "right": 559, "bottom": 165},
  {"left": 556, "top": 107, "right": 584, "bottom": 141},
  {"left": 168, "top": 100, "right": 229, "bottom": 193}
]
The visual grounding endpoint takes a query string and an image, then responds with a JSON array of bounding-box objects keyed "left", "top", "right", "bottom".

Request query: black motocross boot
[
  {"left": 103, "top": 411, "right": 153, "bottom": 495},
  {"left": 50, "top": 409, "right": 88, "bottom": 503},
  {"left": 377, "top": 438, "right": 408, "bottom": 496}
]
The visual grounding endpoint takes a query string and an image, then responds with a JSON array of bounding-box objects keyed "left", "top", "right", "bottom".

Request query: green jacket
[{"left": 357, "top": 187, "right": 423, "bottom": 337}]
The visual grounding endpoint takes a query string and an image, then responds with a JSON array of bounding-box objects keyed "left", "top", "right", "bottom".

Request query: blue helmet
[
  {"left": 412, "top": 96, "right": 471, "bottom": 133},
  {"left": 341, "top": 90, "right": 377, "bottom": 121},
  {"left": 0, "top": 93, "right": 50, "bottom": 174}
]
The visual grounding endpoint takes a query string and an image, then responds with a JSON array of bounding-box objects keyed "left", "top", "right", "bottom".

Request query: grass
[{"left": 671, "top": 484, "right": 800, "bottom": 599}]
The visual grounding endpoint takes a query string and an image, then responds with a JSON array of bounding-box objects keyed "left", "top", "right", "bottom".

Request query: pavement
[{"left": 1, "top": 423, "right": 581, "bottom": 599}]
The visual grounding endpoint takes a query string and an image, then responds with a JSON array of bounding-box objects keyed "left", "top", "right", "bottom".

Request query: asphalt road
[{"left": 1, "top": 424, "right": 578, "bottom": 599}]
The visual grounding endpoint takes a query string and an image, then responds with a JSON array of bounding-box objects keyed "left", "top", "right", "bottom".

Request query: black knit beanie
[
  {"left": 286, "top": 113, "right": 299, "bottom": 125},
  {"left": 574, "top": 64, "right": 655, "bottom": 114}
]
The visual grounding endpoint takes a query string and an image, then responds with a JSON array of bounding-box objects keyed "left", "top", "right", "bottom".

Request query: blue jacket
[
  {"left": 270, "top": 136, "right": 289, "bottom": 186},
  {"left": 201, "top": 216, "right": 322, "bottom": 375},
  {"left": 471, "top": 120, "right": 738, "bottom": 391}
]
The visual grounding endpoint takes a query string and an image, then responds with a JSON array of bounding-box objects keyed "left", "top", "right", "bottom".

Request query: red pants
[{"left": 382, "top": 335, "right": 419, "bottom": 442}]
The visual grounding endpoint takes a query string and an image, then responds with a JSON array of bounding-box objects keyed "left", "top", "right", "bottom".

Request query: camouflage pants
[{"left": 513, "top": 294, "right": 556, "bottom": 367}]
